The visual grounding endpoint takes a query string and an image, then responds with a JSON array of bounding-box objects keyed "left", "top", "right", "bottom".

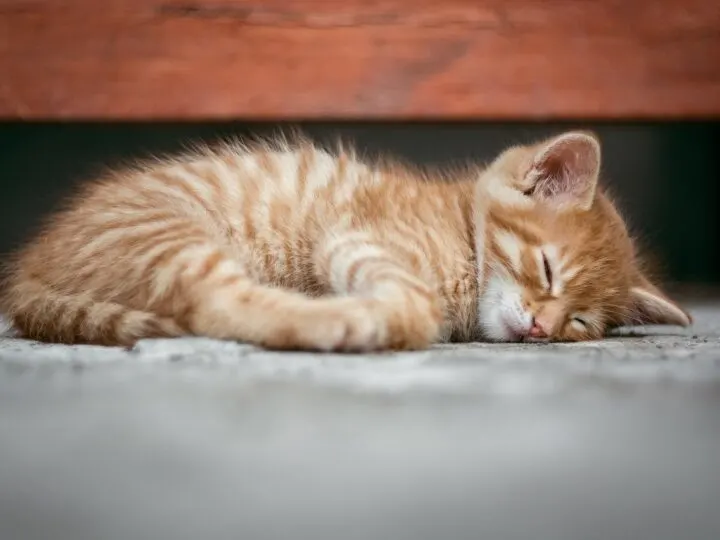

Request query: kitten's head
[{"left": 476, "top": 131, "right": 691, "bottom": 342}]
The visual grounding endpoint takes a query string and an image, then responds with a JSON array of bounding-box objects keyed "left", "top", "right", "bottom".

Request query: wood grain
[{"left": 1, "top": 0, "right": 719, "bottom": 120}]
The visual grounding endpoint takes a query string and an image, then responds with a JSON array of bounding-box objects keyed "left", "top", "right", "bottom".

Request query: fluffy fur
[{"left": 0, "top": 131, "right": 691, "bottom": 351}]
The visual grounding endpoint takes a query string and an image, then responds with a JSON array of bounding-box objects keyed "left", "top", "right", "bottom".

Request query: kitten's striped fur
[{"left": 0, "top": 131, "right": 691, "bottom": 350}]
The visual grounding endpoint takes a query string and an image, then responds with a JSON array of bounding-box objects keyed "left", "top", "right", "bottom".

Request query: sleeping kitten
[{"left": 0, "top": 131, "right": 690, "bottom": 351}]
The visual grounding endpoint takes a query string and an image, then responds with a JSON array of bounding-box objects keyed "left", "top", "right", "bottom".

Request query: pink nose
[{"left": 529, "top": 319, "right": 547, "bottom": 338}]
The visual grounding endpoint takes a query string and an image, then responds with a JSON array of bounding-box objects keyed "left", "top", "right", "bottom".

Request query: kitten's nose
[{"left": 529, "top": 318, "right": 548, "bottom": 338}]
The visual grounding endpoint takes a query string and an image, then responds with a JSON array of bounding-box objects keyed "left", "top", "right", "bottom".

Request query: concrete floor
[{"left": 1, "top": 302, "right": 720, "bottom": 540}]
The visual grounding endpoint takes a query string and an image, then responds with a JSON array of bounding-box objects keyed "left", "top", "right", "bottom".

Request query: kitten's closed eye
[
  {"left": 571, "top": 317, "right": 587, "bottom": 328},
  {"left": 542, "top": 252, "right": 553, "bottom": 291}
]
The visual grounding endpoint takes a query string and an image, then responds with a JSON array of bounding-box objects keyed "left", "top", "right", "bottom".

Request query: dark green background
[{"left": 1, "top": 122, "right": 717, "bottom": 283}]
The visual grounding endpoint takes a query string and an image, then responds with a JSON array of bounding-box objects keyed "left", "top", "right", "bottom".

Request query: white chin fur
[{"left": 478, "top": 274, "right": 533, "bottom": 342}]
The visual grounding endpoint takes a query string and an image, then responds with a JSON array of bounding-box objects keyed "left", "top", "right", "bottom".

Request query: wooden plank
[{"left": 1, "top": 0, "right": 719, "bottom": 120}]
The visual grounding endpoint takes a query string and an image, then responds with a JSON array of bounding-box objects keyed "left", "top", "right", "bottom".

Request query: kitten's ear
[
  {"left": 525, "top": 131, "right": 601, "bottom": 211},
  {"left": 627, "top": 277, "right": 692, "bottom": 327}
]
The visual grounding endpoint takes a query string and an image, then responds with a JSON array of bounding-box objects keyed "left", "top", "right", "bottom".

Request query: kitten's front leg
[{"left": 314, "top": 234, "right": 443, "bottom": 351}]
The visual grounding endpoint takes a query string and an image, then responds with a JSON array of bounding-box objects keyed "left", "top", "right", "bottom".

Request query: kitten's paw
[
  {"left": 261, "top": 297, "right": 439, "bottom": 353},
  {"left": 312, "top": 298, "right": 440, "bottom": 352},
  {"left": 259, "top": 298, "right": 386, "bottom": 352},
  {"left": 305, "top": 300, "right": 388, "bottom": 352}
]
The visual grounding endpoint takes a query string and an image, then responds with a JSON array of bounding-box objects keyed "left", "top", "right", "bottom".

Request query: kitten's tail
[{"left": 0, "top": 278, "right": 184, "bottom": 346}]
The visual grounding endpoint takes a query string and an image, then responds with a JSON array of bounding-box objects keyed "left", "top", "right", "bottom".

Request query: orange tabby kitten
[{"left": 0, "top": 131, "right": 690, "bottom": 351}]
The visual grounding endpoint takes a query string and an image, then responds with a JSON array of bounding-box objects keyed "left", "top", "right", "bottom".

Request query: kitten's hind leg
[
  {"left": 115, "top": 232, "right": 437, "bottom": 351},
  {"left": 174, "top": 247, "right": 382, "bottom": 351},
  {"left": 313, "top": 233, "right": 443, "bottom": 350}
]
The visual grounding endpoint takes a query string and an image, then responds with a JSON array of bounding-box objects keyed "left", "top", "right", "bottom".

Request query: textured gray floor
[{"left": 1, "top": 303, "right": 720, "bottom": 540}]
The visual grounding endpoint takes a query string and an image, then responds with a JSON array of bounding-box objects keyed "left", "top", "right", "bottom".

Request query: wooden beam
[{"left": 1, "top": 0, "right": 719, "bottom": 120}]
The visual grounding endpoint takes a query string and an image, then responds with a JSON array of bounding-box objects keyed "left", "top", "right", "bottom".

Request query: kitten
[{"left": 0, "top": 131, "right": 690, "bottom": 351}]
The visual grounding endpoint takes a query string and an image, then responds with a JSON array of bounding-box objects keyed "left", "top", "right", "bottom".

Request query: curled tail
[{"left": 0, "top": 278, "right": 184, "bottom": 346}]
